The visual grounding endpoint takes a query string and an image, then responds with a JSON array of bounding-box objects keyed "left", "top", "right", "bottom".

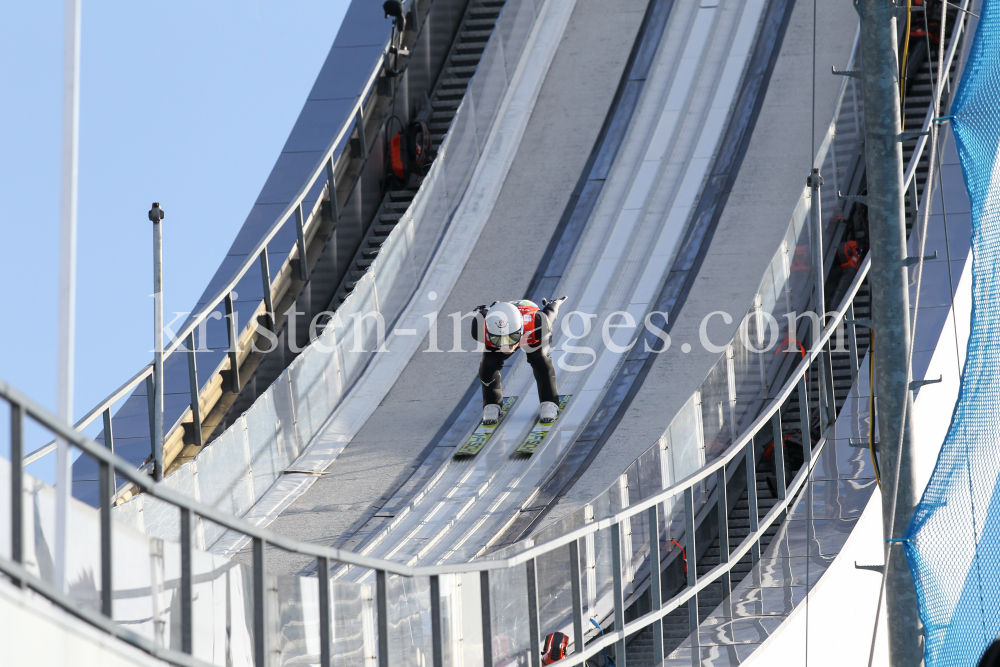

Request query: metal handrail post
[
  {"left": 745, "top": 440, "right": 760, "bottom": 564},
  {"left": 294, "top": 203, "right": 310, "bottom": 282},
  {"left": 180, "top": 507, "right": 193, "bottom": 654},
  {"left": 716, "top": 466, "right": 731, "bottom": 600},
  {"left": 225, "top": 292, "right": 241, "bottom": 394},
  {"left": 609, "top": 524, "right": 627, "bottom": 667},
  {"left": 253, "top": 537, "right": 267, "bottom": 666},
  {"left": 847, "top": 302, "right": 860, "bottom": 382},
  {"left": 186, "top": 334, "right": 203, "bottom": 448},
  {"left": 647, "top": 505, "right": 664, "bottom": 667},
  {"left": 326, "top": 157, "right": 339, "bottom": 222},
  {"left": 98, "top": 454, "right": 113, "bottom": 617},
  {"left": 682, "top": 488, "right": 698, "bottom": 643},
  {"left": 526, "top": 559, "right": 542, "bottom": 667},
  {"left": 430, "top": 575, "right": 444, "bottom": 667},
  {"left": 355, "top": 108, "right": 368, "bottom": 160},
  {"left": 259, "top": 249, "right": 274, "bottom": 331},
  {"left": 798, "top": 376, "right": 812, "bottom": 465},
  {"left": 102, "top": 408, "right": 116, "bottom": 493},
  {"left": 11, "top": 402, "right": 23, "bottom": 587},
  {"left": 317, "top": 556, "right": 332, "bottom": 667},
  {"left": 771, "top": 410, "right": 786, "bottom": 501},
  {"left": 569, "top": 540, "right": 585, "bottom": 665},
  {"left": 480, "top": 571, "right": 494, "bottom": 667},
  {"left": 376, "top": 569, "right": 389, "bottom": 667}
]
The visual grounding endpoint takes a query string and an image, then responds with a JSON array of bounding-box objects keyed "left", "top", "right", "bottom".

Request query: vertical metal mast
[
  {"left": 55, "top": 0, "right": 82, "bottom": 594},
  {"left": 856, "top": 0, "right": 921, "bottom": 664}
]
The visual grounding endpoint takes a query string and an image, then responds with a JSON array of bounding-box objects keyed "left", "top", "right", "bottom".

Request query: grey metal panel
[
  {"left": 256, "top": 150, "right": 327, "bottom": 205},
  {"left": 328, "top": 0, "right": 391, "bottom": 48},
  {"left": 225, "top": 204, "right": 288, "bottom": 255},
  {"left": 283, "top": 98, "right": 359, "bottom": 153}
]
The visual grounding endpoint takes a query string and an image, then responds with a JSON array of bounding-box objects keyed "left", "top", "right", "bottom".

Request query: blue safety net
[{"left": 904, "top": 2, "right": 1000, "bottom": 666}]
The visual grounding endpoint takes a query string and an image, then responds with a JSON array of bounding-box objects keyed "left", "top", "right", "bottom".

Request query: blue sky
[{"left": 0, "top": 1, "right": 351, "bottom": 462}]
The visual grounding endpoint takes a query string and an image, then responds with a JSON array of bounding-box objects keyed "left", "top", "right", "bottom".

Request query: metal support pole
[
  {"left": 225, "top": 292, "right": 241, "bottom": 394},
  {"left": 98, "top": 455, "right": 112, "bottom": 617},
  {"left": 253, "top": 537, "right": 267, "bottom": 667},
  {"left": 647, "top": 506, "right": 664, "bottom": 667},
  {"left": 569, "top": 540, "right": 585, "bottom": 664},
  {"left": 186, "top": 333, "right": 203, "bottom": 448},
  {"left": 526, "top": 559, "right": 542, "bottom": 667},
  {"left": 857, "top": 0, "right": 921, "bottom": 661},
  {"left": 682, "top": 488, "right": 698, "bottom": 642},
  {"left": 317, "top": 557, "right": 331, "bottom": 667},
  {"left": 745, "top": 440, "right": 760, "bottom": 564},
  {"left": 716, "top": 466, "right": 731, "bottom": 600},
  {"left": 149, "top": 203, "right": 165, "bottom": 482},
  {"left": 55, "top": 0, "right": 81, "bottom": 597},
  {"left": 180, "top": 507, "right": 193, "bottom": 654},
  {"left": 376, "top": 570, "right": 389, "bottom": 667},
  {"left": 430, "top": 575, "right": 444, "bottom": 667},
  {"left": 326, "top": 157, "right": 340, "bottom": 222},
  {"left": 259, "top": 249, "right": 274, "bottom": 331},
  {"left": 480, "top": 571, "right": 494, "bottom": 667},
  {"left": 609, "top": 525, "right": 627, "bottom": 667},
  {"left": 294, "top": 203, "right": 310, "bottom": 282},
  {"left": 11, "top": 403, "right": 23, "bottom": 587},
  {"left": 798, "top": 376, "right": 812, "bottom": 465}
]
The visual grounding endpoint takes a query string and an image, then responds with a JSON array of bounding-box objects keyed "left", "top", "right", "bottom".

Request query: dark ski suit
[{"left": 471, "top": 300, "right": 562, "bottom": 408}]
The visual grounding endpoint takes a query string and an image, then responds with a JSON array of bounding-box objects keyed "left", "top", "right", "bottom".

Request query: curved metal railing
[{"left": 0, "top": 249, "right": 869, "bottom": 667}]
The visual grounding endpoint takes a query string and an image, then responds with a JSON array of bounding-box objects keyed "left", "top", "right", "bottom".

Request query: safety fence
[
  {"left": 98, "top": 0, "right": 547, "bottom": 548},
  {"left": 905, "top": 1, "right": 1000, "bottom": 665}
]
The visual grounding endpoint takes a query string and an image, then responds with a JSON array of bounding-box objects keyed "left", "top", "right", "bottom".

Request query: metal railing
[{"left": 0, "top": 250, "right": 868, "bottom": 667}]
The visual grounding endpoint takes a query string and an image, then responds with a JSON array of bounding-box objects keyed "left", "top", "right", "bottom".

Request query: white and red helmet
[{"left": 484, "top": 301, "right": 525, "bottom": 348}]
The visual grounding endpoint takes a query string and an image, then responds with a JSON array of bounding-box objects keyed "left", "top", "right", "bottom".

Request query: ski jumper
[{"left": 471, "top": 299, "right": 560, "bottom": 407}]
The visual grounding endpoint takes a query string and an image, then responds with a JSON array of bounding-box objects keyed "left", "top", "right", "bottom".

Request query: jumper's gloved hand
[
  {"left": 541, "top": 296, "right": 568, "bottom": 316},
  {"left": 535, "top": 296, "right": 568, "bottom": 355},
  {"left": 471, "top": 305, "right": 490, "bottom": 343}
]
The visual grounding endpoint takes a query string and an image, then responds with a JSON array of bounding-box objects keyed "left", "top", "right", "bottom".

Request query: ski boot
[{"left": 483, "top": 404, "right": 500, "bottom": 425}]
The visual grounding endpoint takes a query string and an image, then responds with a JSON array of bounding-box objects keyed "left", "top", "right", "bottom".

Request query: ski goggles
[{"left": 488, "top": 330, "right": 522, "bottom": 348}]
